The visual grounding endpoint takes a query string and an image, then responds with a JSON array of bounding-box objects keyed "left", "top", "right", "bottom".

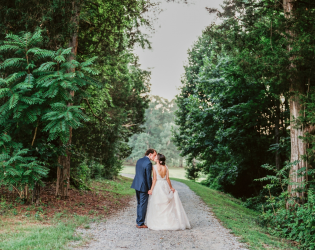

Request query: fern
[
  {"left": 0, "top": 88, "right": 10, "bottom": 98},
  {"left": 8, "top": 94, "right": 19, "bottom": 109},
  {"left": 0, "top": 145, "right": 48, "bottom": 197},
  {"left": 0, "top": 29, "right": 99, "bottom": 189},
  {"left": 36, "top": 62, "right": 57, "bottom": 72},
  {"left": 0, "top": 58, "right": 26, "bottom": 70}
]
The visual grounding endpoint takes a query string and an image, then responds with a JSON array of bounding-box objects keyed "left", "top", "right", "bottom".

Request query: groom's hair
[{"left": 145, "top": 148, "right": 156, "bottom": 156}]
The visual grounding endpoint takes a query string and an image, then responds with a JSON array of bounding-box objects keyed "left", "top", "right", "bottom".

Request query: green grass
[
  {"left": 0, "top": 213, "right": 90, "bottom": 250},
  {"left": 171, "top": 178, "right": 298, "bottom": 250},
  {"left": 92, "top": 176, "right": 135, "bottom": 195},
  {"left": 0, "top": 176, "right": 133, "bottom": 250}
]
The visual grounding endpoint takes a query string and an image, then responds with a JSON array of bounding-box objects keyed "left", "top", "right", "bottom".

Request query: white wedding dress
[{"left": 145, "top": 165, "right": 191, "bottom": 230}]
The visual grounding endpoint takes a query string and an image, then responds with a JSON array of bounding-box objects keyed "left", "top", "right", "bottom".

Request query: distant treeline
[{"left": 127, "top": 96, "right": 186, "bottom": 168}]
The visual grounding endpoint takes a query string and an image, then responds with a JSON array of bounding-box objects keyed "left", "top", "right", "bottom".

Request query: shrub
[
  {"left": 0, "top": 29, "right": 99, "bottom": 195},
  {"left": 0, "top": 144, "right": 48, "bottom": 199},
  {"left": 261, "top": 190, "right": 315, "bottom": 249},
  {"left": 256, "top": 161, "right": 315, "bottom": 249}
]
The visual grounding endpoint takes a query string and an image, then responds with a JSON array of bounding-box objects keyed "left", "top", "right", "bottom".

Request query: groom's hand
[{"left": 148, "top": 190, "right": 152, "bottom": 195}]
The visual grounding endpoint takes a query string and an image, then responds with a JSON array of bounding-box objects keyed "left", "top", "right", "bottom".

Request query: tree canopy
[
  {"left": 175, "top": 0, "right": 315, "bottom": 197},
  {"left": 174, "top": 0, "right": 315, "bottom": 247},
  {"left": 0, "top": 0, "right": 154, "bottom": 198}
]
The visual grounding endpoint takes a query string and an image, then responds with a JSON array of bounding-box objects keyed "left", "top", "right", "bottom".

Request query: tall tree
[
  {"left": 283, "top": 0, "right": 307, "bottom": 205},
  {"left": 56, "top": 0, "right": 81, "bottom": 198},
  {"left": 72, "top": 53, "right": 151, "bottom": 179},
  {"left": 0, "top": 0, "right": 154, "bottom": 198},
  {"left": 174, "top": 31, "right": 290, "bottom": 196},
  {"left": 174, "top": 0, "right": 315, "bottom": 198}
]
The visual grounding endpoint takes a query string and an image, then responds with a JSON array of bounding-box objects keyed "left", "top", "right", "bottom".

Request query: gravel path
[{"left": 72, "top": 174, "right": 247, "bottom": 250}]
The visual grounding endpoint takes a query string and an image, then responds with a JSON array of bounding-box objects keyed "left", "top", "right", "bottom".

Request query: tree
[
  {"left": 72, "top": 53, "right": 151, "bottom": 179},
  {"left": 56, "top": 0, "right": 81, "bottom": 198},
  {"left": 0, "top": 0, "right": 154, "bottom": 197},
  {"left": 176, "top": 0, "right": 315, "bottom": 200},
  {"left": 174, "top": 29, "right": 292, "bottom": 196},
  {"left": 0, "top": 30, "right": 99, "bottom": 200},
  {"left": 282, "top": 0, "right": 310, "bottom": 205}
]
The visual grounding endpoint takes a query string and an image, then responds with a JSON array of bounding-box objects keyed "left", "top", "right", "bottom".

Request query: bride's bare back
[{"left": 156, "top": 165, "right": 168, "bottom": 178}]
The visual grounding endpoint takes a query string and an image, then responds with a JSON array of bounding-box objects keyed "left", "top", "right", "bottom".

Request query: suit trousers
[{"left": 136, "top": 190, "right": 149, "bottom": 226}]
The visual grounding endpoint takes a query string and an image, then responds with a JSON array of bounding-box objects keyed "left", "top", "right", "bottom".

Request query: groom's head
[{"left": 145, "top": 149, "right": 157, "bottom": 161}]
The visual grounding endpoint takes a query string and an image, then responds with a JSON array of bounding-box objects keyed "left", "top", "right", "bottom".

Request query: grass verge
[
  {"left": 0, "top": 176, "right": 133, "bottom": 250},
  {"left": 171, "top": 178, "right": 298, "bottom": 250},
  {"left": 0, "top": 213, "right": 91, "bottom": 250}
]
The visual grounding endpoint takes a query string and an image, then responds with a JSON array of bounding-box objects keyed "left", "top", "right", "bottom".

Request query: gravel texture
[{"left": 72, "top": 174, "right": 247, "bottom": 250}]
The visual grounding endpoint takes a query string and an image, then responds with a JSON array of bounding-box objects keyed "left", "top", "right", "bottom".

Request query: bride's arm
[
  {"left": 166, "top": 167, "right": 175, "bottom": 193},
  {"left": 148, "top": 167, "right": 157, "bottom": 194}
]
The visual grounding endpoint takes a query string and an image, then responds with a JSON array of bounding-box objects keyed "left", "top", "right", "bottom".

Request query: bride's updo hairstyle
[{"left": 157, "top": 153, "right": 166, "bottom": 166}]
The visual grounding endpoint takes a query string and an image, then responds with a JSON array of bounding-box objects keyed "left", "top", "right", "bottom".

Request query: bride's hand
[
  {"left": 148, "top": 190, "right": 152, "bottom": 195},
  {"left": 171, "top": 188, "right": 175, "bottom": 193}
]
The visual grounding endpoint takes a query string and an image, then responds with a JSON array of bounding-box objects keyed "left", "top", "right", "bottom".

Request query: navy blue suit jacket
[{"left": 131, "top": 156, "right": 152, "bottom": 192}]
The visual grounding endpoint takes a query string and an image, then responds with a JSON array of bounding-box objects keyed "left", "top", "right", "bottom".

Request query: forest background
[
  {"left": 126, "top": 95, "right": 185, "bottom": 168},
  {"left": 1, "top": 0, "right": 315, "bottom": 249}
]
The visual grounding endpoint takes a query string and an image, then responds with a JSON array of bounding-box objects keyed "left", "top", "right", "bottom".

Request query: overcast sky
[{"left": 134, "top": 0, "right": 224, "bottom": 101}]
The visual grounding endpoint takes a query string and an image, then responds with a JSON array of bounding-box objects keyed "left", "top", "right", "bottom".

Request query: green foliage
[
  {"left": 0, "top": 30, "right": 99, "bottom": 189},
  {"left": 185, "top": 165, "right": 199, "bottom": 181},
  {"left": 255, "top": 159, "right": 315, "bottom": 248},
  {"left": 0, "top": 0, "right": 154, "bottom": 185},
  {"left": 175, "top": 1, "right": 315, "bottom": 247},
  {"left": 174, "top": 0, "right": 315, "bottom": 199},
  {"left": 258, "top": 177, "right": 315, "bottom": 249},
  {"left": 260, "top": 190, "right": 315, "bottom": 249},
  {"left": 71, "top": 52, "right": 150, "bottom": 179},
  {"left": 72, "top": 163, "right": 91, "bottom": 186},
  {"left": 71, "top": 161, "right": 105, "bottom": 189},
  {"left": 0, "top": 145, "right": 48, "bottom": 198},
  {"left": 0, "top": 30, "right": 98, "bottom": 141},
  {"left": 128, "top": 96, "right": 185, "bottom": 167},
  {"left": 0, "top": 0, "right": 153, "bottom": 54},
  {"left": 174, "top": 31, "right": 289, "bottom": 196}
]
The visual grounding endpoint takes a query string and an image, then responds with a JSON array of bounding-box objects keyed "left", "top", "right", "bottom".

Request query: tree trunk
[
  {"left": 32, "top": 182, "right": 41, "bottom": 205},
  {"left": 275, "top": 99, "right": 281, "bottom": 170},
  {"left": 56, "top": 151, "right": 71, "bottom": 198},
  {"left": 288, "top": 93, "right": 306, "bottom": 205},
  {"left": 56, "top": 0, "right": 80, "bottom": 199},
  {"left": 283, "top": 0, "right": 306, "bottom": 207}
]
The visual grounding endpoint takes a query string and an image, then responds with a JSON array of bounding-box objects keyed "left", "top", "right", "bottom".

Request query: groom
[{"left": 131, "top": 148, "right": 157, "bottom": 228}]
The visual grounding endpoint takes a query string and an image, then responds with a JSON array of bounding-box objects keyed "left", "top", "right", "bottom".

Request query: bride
[{"left": 145, "top": 153, "right": 191, "bottom": 230}]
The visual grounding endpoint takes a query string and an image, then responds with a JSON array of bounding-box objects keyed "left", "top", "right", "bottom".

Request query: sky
[{"left": 134, "top": 0, "right": 224, "bottom": 101}]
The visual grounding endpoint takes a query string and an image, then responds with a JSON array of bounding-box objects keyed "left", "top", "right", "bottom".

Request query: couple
[{"left": 131, "top": 149, "right": 191, "bottom": 230}]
